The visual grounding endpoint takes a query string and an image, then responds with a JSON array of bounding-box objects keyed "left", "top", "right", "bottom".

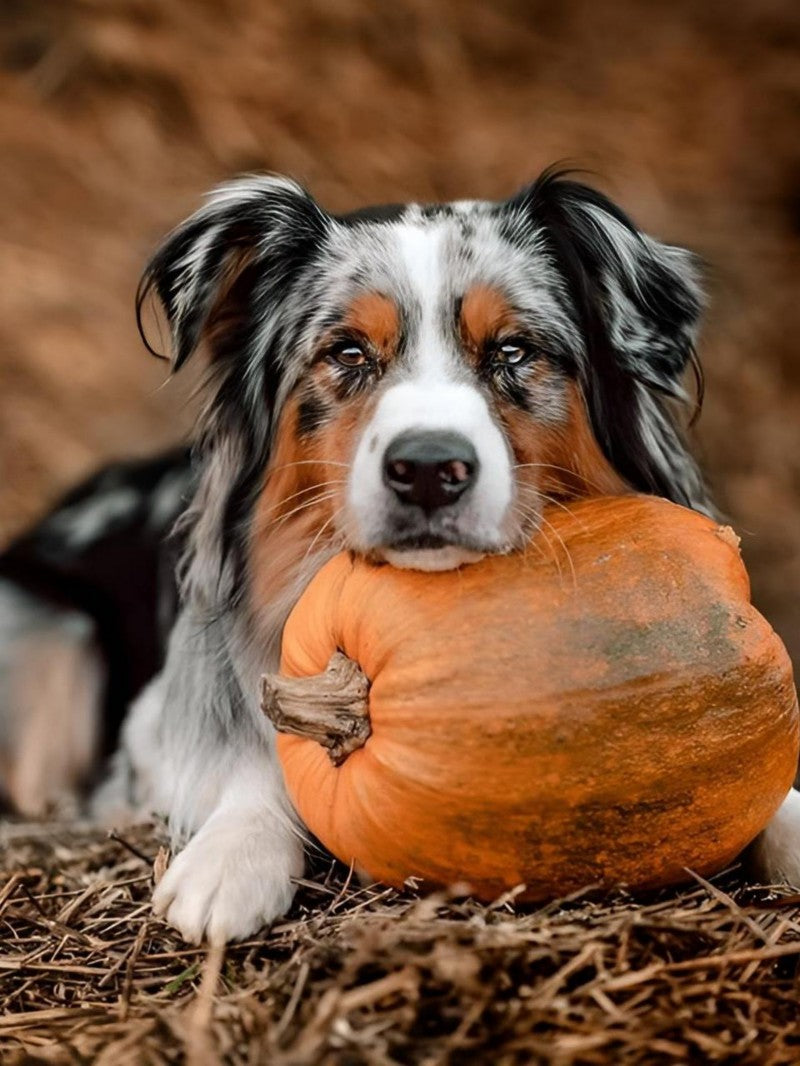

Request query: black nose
[{"left": 383, "top": 431, "right": 478, "bottom": 511}]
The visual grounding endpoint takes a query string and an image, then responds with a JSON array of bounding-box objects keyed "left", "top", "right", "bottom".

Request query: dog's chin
[
  {"left": 381, "top": 544, "right": 486, "bottom": 572},
  {"left": 370, "top": 530, "right": 505, "bottom": 571}
]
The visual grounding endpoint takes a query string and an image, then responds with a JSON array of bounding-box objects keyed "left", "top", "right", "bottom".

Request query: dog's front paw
[
  {"left": 748, "top": 788, "right": 800, "bottom": 887},
  {"left": 152, "top": 813, "right": 303, "bottom": 944}
]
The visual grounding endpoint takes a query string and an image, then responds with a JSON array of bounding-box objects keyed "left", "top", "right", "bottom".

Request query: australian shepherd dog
[{"left": 1, "top": 168, "right": 797, "bottom": 943}]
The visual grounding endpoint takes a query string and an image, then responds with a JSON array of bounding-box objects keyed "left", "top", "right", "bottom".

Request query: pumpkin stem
[{"left": 260, "top": 651, "right": 371, "bottom": 766}]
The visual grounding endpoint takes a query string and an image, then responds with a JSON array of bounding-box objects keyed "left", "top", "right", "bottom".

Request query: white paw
[
  {"left": 749, "top": 788, "right": 800, "bottom": 887},
  {"left": 152, "top": 813, "right": 304, "bottom": 944}
]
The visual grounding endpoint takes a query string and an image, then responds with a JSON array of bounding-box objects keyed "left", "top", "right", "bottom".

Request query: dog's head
[{"left": 139, "top": 168, "right": 709, "bottom": 617}]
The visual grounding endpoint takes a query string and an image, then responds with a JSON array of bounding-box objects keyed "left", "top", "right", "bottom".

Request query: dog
[{"left": 1, "top": 167, "right": 798, "bottom": 943}]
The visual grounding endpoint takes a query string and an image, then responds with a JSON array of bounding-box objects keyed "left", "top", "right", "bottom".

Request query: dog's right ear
[
  {"left": 137, "top": 176, "right": 330, "bottom": 372},
  {"left": 137, "top": 178, "right": 331, "bottom": 612}
]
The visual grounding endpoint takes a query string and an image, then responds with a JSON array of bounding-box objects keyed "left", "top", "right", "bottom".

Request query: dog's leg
[
  {"left": 748, "top": 788, "right": 800, "bottom": 887},
  {"left": 150, "top": 750, "right": 303, "bottom": 944},
  {"left": 94, "top": 608, "right": 304, "bottom": 944}
]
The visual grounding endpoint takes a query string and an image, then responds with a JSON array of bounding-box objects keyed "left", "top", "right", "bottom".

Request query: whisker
[
  {"left": 267, "top": 491, "right": 341, "bottom": 531},
  {"left": 537, "top": 494, "right": 591, "bottom": 539},
  {"left": 269, "top": 459, "right": 350, "bottom": 473},
  {"left": 529, "top": 518, "right": 564, "bottom": 583},
  {"left": 259, "top": 480, "right": 347, "bottom": 518},
  {"left": 516, "top": 483, "right": 574, "bottom": 515},
  {"left": 507, "top": 499, "right": 560, "bottom": 575},
  {"left": 508, "top": 506, "right": 549, "bottom": 566},
  {"left": 512, "top": 462, "right": 607, "bottom": 495},
  {"left": 509, "top": 497, "right": 577, "bottom": 587},
  {"left": 302, "top": 507, "right": 345, "bottom": 565},
  {"left": 538, "top": 513, "right": 577, "bottom": 589},
  {"left": 516, "top": 484, "right": 587, "bottom": 528}
]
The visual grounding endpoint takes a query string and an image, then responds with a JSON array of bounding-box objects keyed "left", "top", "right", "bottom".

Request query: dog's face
[
  {"left": 259, "top": 201, "right": 635, "bottom": 573},
  {"left": 140, "top": 170, "right": 709, "bottom": 612}
]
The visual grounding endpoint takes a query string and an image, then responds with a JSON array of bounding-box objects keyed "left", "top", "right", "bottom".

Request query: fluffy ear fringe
[
  {"left": 136, "top": 176, "right": 329, "bottom": 373},
  {"left": 136, "top": 177, "right": 330, "bottom": 612},
  {"left": 512, "top": 167, "right": 705, "bottom": 379},
  {"left": 511, "top": 167, "right": 711, "bottom": 514}
]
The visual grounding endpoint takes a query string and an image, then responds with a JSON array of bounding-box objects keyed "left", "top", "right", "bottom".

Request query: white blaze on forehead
[
  {"left": 393, "top": 221, "right": 450, "bottom": 381},
  {"left": 366, "top": 381, "right": 498, "bottom": 442},
  {"left": 343, "top": 214, "right": 516, "bottom": 562}
]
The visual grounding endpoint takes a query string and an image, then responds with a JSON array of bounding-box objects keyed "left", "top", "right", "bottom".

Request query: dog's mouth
[
  {"left": 383, "top": 531, "right": 461, "bottom": 551},
  {"left": 378, "top": 508, "right": 509, "bottom": 551},
  {"left": 346, "top": 486, "right": 528, "bottom": 572},
  {"left": 367, "top": 528, "right": 514, "bottom": 572}
]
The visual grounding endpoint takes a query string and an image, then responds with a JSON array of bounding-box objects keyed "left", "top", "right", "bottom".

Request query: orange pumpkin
[{"left": 263, "top": 495, "right": 799, "bottom": 901}]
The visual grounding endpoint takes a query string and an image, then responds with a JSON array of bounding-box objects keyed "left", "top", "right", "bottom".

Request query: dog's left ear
[{"left": 512, "top": 170, "right": 711, "bottom": 514}]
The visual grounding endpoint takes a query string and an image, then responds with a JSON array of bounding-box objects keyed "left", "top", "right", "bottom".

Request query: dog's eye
[
  {"left": 492, "top": 340, "right": 533, "bottom": 367},
  {"left": 329, "top": 344, "right": 369, "bottom": 369}
]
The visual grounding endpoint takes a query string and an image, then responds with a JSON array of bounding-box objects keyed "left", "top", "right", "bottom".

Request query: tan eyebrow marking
[
  {"left": 343, "top": 292, "right": 400, "bottom": 352},
  {"left": 460, "top": 285, "right": 520, "bottom": 351}
]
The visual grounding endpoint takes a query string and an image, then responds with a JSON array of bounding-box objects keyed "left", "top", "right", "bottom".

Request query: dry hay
[{"left": 0, "top": 823, "right": 799, "bottom": 1064}]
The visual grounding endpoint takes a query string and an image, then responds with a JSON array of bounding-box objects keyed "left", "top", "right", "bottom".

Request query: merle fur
[
  {"left": 0, "top": 450, "right": 192, "bottom": 758},
  {"left": 507, "top": 167, "right": 707, "bottom": 509}
]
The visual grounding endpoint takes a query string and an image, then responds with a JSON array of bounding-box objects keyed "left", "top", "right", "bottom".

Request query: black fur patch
[
  {"left": 297, "top": 391, "right": 331, "bottom": 436},
  {"left": 0, "top": 449, "right": 193, "bottom": 757}
]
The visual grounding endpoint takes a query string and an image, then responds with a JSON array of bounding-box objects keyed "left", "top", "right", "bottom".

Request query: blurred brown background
[{"left": 2, "top": 0, "right": 800, "bottom": 657}]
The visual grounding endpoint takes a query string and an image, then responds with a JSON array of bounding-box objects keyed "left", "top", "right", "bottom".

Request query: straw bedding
[{"left": 2, "top": 821, "right": 800, "bottom": 1064}]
